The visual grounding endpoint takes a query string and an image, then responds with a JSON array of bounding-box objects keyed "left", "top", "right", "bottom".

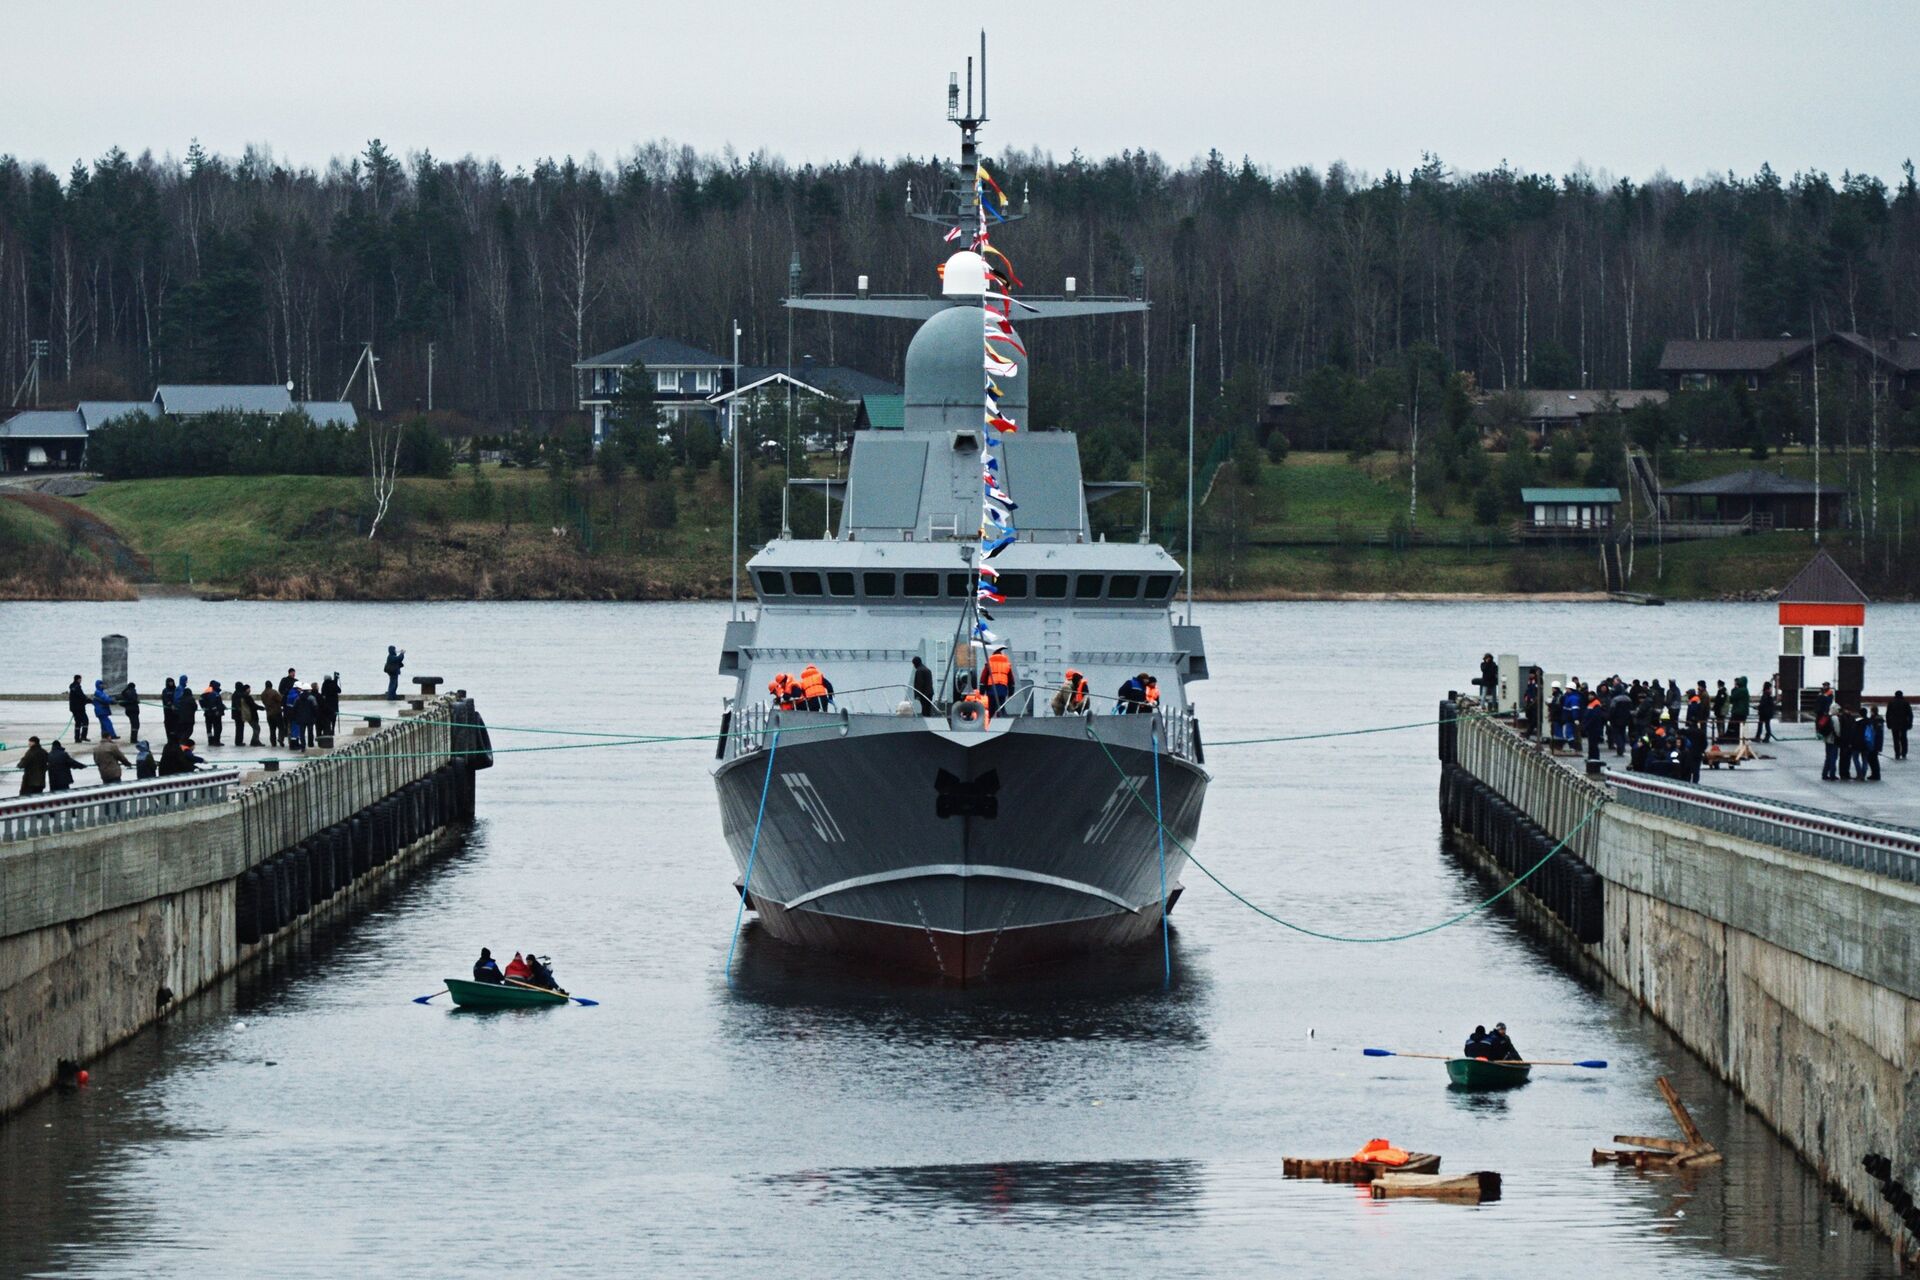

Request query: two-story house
[
  {"left": 1659, "top": 332, "right": 1920, "bottom": 404},
  {"left": 575, "top": 337, "right": 732, "bottom": 444}
]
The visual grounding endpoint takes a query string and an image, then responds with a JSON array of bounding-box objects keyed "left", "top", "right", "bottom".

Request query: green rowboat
[
  {"left": 1446, "top": 1057, "right": 1532, "bottom": 1089},
  {"left": 444, "top": 978, "right": 569, "bottom": 1009}
]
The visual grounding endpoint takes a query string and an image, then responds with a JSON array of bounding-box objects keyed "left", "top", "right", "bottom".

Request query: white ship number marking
[
  {"left": 1084, "top": 776, "right": 1148, "bottom": 844},
  {"left": 783, "top": 772, "right": 846, "bottom": 843}
]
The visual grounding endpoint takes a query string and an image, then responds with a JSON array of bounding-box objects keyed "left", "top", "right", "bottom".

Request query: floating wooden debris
[
  {"left": 1593, "top": 1075, "right": 1723, "bottom": 1169},
  {"left": 1283, "top": 1153, "right": 1441, "bottom": 1182},
  {"left": 1370, "top": 1171, "right": 1502, "bottom": 1203}
]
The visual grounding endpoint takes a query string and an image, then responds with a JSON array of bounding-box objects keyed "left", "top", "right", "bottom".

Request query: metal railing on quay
[
  {"left": 0, "top": 770, "right": 242, "bottom": 843},
  {"left": 1605, "top": 769, "right": 1920, "bottom": 885}
]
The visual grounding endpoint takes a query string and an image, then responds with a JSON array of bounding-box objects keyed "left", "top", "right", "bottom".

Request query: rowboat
[
  {"left": 444, "top": 978, "right": 568, "bottom": 1009},
  {"left": 1446, "top": 1057, "right": 1531, "bottom": 1089}
]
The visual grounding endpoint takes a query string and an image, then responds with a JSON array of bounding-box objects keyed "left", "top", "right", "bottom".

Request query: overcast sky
[{"left": 12, "top": 1, "right": 1919, "bottom": 185}]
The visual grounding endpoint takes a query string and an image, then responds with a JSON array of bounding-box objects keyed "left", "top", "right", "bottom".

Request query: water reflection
[{"left": 764, "top": 1157, "right": 1202, "bottom": 1224}]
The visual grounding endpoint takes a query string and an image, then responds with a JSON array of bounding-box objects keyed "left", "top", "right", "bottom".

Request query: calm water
[{"left": 2, "top": 599, "right": 1913, "bottom": 1277}]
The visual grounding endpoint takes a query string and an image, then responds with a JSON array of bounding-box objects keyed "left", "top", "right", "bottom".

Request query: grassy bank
[{"left": 2, "top": 446, "right": 1914, "bottom": 601}]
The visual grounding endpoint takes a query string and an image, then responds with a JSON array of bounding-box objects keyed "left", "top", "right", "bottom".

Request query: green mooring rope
[{"left": 1084, "top": 722, "right": 1608, "bottom": 944}]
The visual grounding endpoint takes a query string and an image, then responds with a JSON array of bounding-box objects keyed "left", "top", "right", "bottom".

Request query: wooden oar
[
  {"left": 504, "top": 977, "right": 599, "bottom": 1007},
  {"left": 1363, "top": 1048, "right": 1606, "bottom": 1068}
]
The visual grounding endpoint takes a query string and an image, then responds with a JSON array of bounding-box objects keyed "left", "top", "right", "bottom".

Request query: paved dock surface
[
  {"left": 1545, "top": 730, "right": 1919, "bottom": 829},
  {"left": 0, "top": 699, "right": 395, "bottom": 793}
]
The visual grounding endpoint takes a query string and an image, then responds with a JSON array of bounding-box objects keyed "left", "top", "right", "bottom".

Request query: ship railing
[
  {"left": 1152, "top": 708, "right": 1205, "bottom": 765},
  {"left": 0, "top": 769, "right": 242, "bottom": 843}
]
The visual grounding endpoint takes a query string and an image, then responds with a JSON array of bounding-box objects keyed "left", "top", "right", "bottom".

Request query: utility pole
[
  {"left": 1136, "top": 259, "right": 1149, "bottom": 543},
  {"left": 12, "top": 339, "right": 47, "bottom": 407},
  {"left": 731, "top": 318, "right": 742, "bottom": 620},
  {"left": 1186, "top": 322, "right": 1196, "bottom": 624},
  {"left": 785, "top": 254, "right": 798, "bottom": 538},
  {"left": 1810, "top": 306, "right": 1821, "bottom": 544},
  {"left": 427, "top": 341, "right": 435, "bottom": 413}
]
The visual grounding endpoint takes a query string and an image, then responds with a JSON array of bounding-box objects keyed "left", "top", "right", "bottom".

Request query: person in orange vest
[
  {"left": 799, "top": 664, "right": 832, "bottom": 712},
  {"left": 959, "top": 687, "right": 993, "bottom": 726},
  {"left": 1144, "top": 675, "right": 1161, "bottom": 710},
  {"left": 983, "top": 646, "right": 1014, "bottom": 714},
  {"left": 503, "top": 951, "right": 530, "bottom": 982},
  {"left": 767, "top": 672, "right": 798, "bottom": 710},
  {"left": 1051, "top": 669, "right": 1089, "bottom": 716}
]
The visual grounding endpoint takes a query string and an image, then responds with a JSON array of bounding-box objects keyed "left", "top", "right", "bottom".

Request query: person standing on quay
[
  {"left": 233, "top": 682, "right": 261, "bottom": 747},
  {"left": 15, "top": 737, "right": 49, "bottom": 795},
  {"left": 384, "top": 646, "right": 406, "bottom": 701},
  {"left": 321, "top": 672, "right": 342, "bottom": 739},
  {"left": 199, "top": 682, "right": 226, "bottom": 747},
  {"left": 1864, "top": 709, "right": 1885, "bottom": 782},
  {"left": 46, "top": 741, "right": 87, "bottom": 792},
  {"left": 120, "top": 680, "right": 142, "bottom": 742},
  {"left": 92, "top": 738, "right": 132, "bottom": 784},
  {"left": 91, "top": 680, "right": 119, "bottom": 741},
  {"left": 67, "top": 675, "right": 91, "bottom": 743},
  {"left": 262, "top": 678, "right": 285, "bottom": 748},
  {"left": 1755, "top": 681, "right": 1776, "bottom": 743},
  {"left": 1888, "top": 692, "right": 1912, "bottom": 762}
]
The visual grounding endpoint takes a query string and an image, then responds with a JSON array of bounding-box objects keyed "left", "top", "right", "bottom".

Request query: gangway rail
[
  {"left": 0, "top": 769, "right": 242, "bottom": 843},
  {"left": 1605, "top": 768, "right": 1920, "bottom": 884}
]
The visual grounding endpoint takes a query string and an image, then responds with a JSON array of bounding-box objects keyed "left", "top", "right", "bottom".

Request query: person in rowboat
[
  {"left": 503, "top": 951, "right": 530, "bottom": 982},
  {"left": 522, "top": 952, "right": 559, "bottom": 990},
  {"left": 1485, "top": 1023, "right": 1520, "bottom": 1062},
  {"left": 1463, "top": 1024, "right": 1493, "bottom": 1058},
  {"left": 473, "top": 948, "right": 505, "bottom": 985}
]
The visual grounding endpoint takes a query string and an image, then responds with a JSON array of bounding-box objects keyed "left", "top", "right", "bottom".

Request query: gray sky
[{"left": 13, "top": 0, "right": 1919, "bottom": 183}]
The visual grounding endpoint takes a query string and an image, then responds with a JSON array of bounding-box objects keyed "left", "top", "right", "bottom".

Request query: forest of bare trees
[{"left": 3, "top": 138, "right": 1918, "bottom": 446}]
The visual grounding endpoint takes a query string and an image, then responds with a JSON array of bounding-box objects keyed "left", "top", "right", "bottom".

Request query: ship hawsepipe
[{"left": 716, "top": 707, "right": 1205, "bottom": 980}]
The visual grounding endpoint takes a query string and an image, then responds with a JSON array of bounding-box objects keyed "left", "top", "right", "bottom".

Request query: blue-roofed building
[
  {"left": 296, "top": 401, "right": 361, "bottom": 428},
  {"left": 154, "top": 384, "right": 295, "bottom": 416},
  {"left": 0, "top": 409, "right": 88, "bottom": 471}
]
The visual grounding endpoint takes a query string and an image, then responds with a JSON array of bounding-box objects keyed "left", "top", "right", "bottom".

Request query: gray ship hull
[{"left": 714, "top": 713, "right": 1206, "bottom": 981}]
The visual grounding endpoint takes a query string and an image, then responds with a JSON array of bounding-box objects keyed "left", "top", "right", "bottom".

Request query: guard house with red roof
[{"left": 1776, "top": 551, "right": 1867, "bottom": 718}]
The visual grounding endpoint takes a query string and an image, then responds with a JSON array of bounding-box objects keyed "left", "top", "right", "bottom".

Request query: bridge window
[
  {"left": 1074, "top": 574, "right": 1103, "bottom": 599},
  {"left": 827, "top": 572, "right": 856, "bottom": 597},
  {"left": 903, "top": 572, "right": 940, "bottom": 598},
  {"left": 756, "top": 571, "right": 786, "bottom": 596},
  {"left": 1108, "top": 574, "right": 1141, "bottom": 599},
  {"left": 1144, "top": 574, "right": 1175, "bottom": 600},
  {"left": 1035, "top": 574, "right": 1069, "bottom": 599},
  {"left": 996, "top": 573, "right": 1028, "bottom": 598},
  {"left": 863, "top": 572, "right": 896, "bottom": 597},
  {"left": 946, "top": 573, "right": 971, "bottom": 598},
  {"left": 789, "top": 571, "right": 823, "bottom": 596}
]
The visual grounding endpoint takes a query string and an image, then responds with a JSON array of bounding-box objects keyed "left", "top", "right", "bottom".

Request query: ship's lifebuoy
[{"left": 956, "top": 701, "right": 985, "bottom": 724}]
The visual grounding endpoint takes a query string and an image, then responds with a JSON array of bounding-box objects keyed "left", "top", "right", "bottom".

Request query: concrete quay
[
  {"left": 0, "top": 694, "right": 491, "bottom": 1115},
  {"left": 1440, "top": 700, "right": 1920, "bottom": 1259}
]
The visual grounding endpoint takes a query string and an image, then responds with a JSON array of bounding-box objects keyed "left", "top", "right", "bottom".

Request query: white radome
[{"left": 940, "top": 250, "right": 991, "bottom": 297}]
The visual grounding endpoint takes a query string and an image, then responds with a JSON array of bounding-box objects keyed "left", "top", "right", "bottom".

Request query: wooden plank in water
[
  {"left": 1612, "top": 1134, "right": 1691, "bottom": 1153},
  {"left": 1282, "top": 1152, "right": 1441, "bottom": 1182},
  {"left": 1656, "top": 1076, "right": 1708, "bottom": 1149},
  {"left": 1370, "top": 1171, "right": 1501, "bottom": 1203}
]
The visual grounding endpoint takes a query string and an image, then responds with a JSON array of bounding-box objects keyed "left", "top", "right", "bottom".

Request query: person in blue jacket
[
  {"left": 285, "top": 685, "right": 306, "bottom": 750},
  {"left": 472, "top": 948, "right": 505, "bottom": 984},
  {"left": 91, "top": 680, "right": 119, "bottom": 740},
  {"left": 384, "top": 646, "right": 406, "bottom": 700}
]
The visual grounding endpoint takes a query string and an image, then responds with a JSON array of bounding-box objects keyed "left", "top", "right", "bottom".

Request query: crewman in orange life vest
[
  {"left": 984, "top": 646, "right": 1014, "bottom": 714},
  {"left": 1051, "top": 668, "right": 1089, "bottom": 716},
  {"left": 959, "top": 687, "right": 993, "bottom": 726},
  {"left": 799, "top": 665, "right": 832, "bottom": 712}
]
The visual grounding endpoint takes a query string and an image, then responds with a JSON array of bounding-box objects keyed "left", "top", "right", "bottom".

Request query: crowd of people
[
  {"left": 757, "top": 659, "right": 1171, "bottom": 726},
  {"left": 15, "top": 648, "right": 407, "bottom": 797},
  {"left": 1499, "top": 664, "right": 1912, "bottom": 786}
]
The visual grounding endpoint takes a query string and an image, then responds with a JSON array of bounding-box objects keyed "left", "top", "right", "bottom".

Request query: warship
[{"left": 713, "top": 41, "right": 1209, "bottom": 980}]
